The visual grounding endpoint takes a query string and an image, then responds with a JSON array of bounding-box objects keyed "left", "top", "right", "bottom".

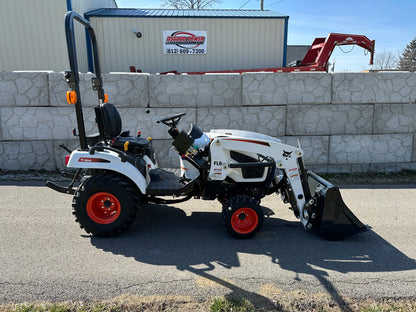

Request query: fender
[
  {"left": 67, "top": 150, "right": 148, "bottom": 194},
  {"left": 209, "top": 129, "right": 281, "bottom": 143}
]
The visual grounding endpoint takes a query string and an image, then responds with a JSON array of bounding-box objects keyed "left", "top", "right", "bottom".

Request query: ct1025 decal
[{"left": 163, "top": 31, "right": 207, "bottom": 55}]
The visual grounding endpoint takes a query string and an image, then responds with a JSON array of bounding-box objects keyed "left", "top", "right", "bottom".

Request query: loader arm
[
  {"left": 208, "top": 135, "right": 312, "bottom": 228},
  {"left": 208, "top": 132, "right": 367, "bottom": 239}
]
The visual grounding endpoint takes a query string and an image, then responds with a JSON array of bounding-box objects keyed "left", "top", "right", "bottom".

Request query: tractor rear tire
[
  {"left": 72, "top": 174, "right": 140, "bottom": 237},
  {"left": 222, "top": 195, "right": 263, "bottom": 239}
]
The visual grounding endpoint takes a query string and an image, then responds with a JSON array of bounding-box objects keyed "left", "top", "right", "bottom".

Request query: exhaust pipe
[{"left": 308, "top": 171, "right": 367, "bottom": 240}]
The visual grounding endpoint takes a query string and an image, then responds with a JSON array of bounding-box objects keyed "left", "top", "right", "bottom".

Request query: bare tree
[
  {"left": 161, "top": 0, "right": 221, "bottom": 9},
  {"left": 373, "top": 50, "right": 399, "bottom": 70}
]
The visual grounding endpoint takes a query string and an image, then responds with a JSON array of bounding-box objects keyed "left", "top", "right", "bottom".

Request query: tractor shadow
[{"left": 90, "top": 202, "right": 416, "bottom": 311}]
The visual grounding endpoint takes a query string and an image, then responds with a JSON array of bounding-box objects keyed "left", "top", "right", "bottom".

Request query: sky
[{"left": 115, "top": 0, "right": 416, "bottom": 71}]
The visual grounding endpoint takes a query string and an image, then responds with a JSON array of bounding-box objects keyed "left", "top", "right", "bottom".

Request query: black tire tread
[
  {"left": 72, "top": 173, "right": 140, "bottom": 237},
  {"left": 221, "top": 194, "right": 264, "bottom": 239}
]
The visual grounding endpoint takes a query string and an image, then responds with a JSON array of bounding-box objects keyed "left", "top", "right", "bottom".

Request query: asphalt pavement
[{"left": 1, "top": 181, "right": 415, "bottom": 305}]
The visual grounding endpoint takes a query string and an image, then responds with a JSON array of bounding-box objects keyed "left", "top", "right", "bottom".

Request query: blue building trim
[
  {"left": 282, "top": 16, "right": 289, "bottom": 67},
  {"left": 84, "top": 14, "right": 95, "bottom": 73},
  {"left": 66, "top": 0, "right": 72, "bottom": 11}
]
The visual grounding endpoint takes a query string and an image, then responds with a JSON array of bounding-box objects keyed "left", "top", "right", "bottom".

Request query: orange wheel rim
[
  {"left": 86, "top": 192, "right": 121, "bottom": 224},
  {"left": 231, "top": 208, "right": 258, "bottom": 234}
]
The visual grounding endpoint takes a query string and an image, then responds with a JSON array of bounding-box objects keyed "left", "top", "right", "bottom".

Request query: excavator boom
[{"left": 300, "top": 33, "right": 375, "bottom": 71}]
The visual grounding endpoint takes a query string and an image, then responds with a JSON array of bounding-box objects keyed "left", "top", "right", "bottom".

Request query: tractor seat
[
  {"left": 100, "top": 102, "right": 122, "bottom": 140},
  {"left": 96, "top": 103, "right": 150, "bottom": 153}
]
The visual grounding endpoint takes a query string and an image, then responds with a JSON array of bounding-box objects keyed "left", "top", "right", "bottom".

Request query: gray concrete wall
[{"left": 1, "top": 71, "right": 415, "bottom": 173}]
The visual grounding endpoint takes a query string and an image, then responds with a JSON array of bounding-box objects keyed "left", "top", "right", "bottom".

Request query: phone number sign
[{"left": 163, "top": 31, "right": 207, "bottom": 55}]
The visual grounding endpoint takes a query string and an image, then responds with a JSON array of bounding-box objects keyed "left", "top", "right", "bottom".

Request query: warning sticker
[{"left": 288, "top": 168, "right": 299, "bottom": 180}]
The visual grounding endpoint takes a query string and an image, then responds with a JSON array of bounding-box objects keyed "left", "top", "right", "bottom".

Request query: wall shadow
[{"left": 90, "top": 203, "right": 416, "bottom": 311}]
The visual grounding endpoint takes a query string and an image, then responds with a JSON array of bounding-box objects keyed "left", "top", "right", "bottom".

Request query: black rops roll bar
[{"left": 64, "top": 11, "right": 105, "bottom": 150}]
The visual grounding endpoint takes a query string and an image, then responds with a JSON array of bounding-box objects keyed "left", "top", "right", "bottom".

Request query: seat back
[{"left": 95, "top": 103, "right": 122, "bottom": 140}]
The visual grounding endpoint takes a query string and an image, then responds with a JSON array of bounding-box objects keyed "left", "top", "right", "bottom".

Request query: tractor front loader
[{"left": 46, "top": 11, "right": 367, "bottom": 240}]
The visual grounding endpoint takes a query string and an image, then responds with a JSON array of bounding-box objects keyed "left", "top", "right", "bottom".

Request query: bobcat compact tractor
[{"left": 46, "top": 11, "right": 367, "bottom": 240}]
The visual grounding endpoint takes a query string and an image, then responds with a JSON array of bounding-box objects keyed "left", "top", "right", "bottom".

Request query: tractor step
[
  {"left": 46, "top": 180, "right": 76, "bottom": 195},
  {"left": 146, "top": 169, "right": 197, "bottom": 196}
]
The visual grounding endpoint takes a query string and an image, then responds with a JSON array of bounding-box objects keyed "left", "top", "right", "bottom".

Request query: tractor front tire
[
  {"left": 222, "top": 195, "right": 263, "bottom": 239},
  {"left": 72, "top": 174, "right": 140, "bottom": 237}
]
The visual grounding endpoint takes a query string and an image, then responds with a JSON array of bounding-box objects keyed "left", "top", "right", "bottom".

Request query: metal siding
[
  {"left": 90, "top": 17, "right": 285, "bottom": 74},
  {"left": 0, "top": 0, "right": 117, "bottom": 72},
  {"left": 0, "top": 0, "right": 68, "bottom": 72},
  {"left": 71, "top": 0, "right": 117, "bottom": 13},
  {"left": 71, "top": 0, "right": 118, "bottom": 72}
]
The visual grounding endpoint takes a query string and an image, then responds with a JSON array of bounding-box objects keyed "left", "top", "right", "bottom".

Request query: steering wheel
[{"left": 157, "top": 112, "right": 186, "bottom": 128}]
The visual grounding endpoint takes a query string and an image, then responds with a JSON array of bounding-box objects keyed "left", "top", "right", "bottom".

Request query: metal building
[
  {"left": 86, "top": 9, "right": 288, "bottom": 74},
  {"left": 0, "top": 0, "right": 117, "bottom": 72}
]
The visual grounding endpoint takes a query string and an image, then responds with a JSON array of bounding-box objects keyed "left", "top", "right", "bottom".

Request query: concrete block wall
[{"left": 1, "top": 71, "right": 415, "bottom": 173}]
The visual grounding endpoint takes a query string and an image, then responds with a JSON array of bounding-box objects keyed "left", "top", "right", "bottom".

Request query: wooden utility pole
[{"left": 260, "top": 0, "right": 264, "bottom": 10}]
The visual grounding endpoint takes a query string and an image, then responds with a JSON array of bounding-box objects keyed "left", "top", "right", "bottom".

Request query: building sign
[{"left": 163, "top": 31, "right": 207, "bottom": 55}]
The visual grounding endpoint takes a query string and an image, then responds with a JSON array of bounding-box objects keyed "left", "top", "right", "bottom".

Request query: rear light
[
  {"left": 66, "top": 91, "right": 77, "bottom": 104},
  {"left": 65, "top": 155, "right": 70, "bottom": 166}
]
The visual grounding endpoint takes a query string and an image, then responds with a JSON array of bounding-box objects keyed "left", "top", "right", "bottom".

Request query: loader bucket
[{"left": 308, "top": 171, "right": 367, "bottom": 240}]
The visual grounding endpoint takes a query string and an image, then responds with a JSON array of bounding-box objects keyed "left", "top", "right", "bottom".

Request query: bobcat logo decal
[{"left": 282, "top": 151, "right": 292, "bottom": 160}]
